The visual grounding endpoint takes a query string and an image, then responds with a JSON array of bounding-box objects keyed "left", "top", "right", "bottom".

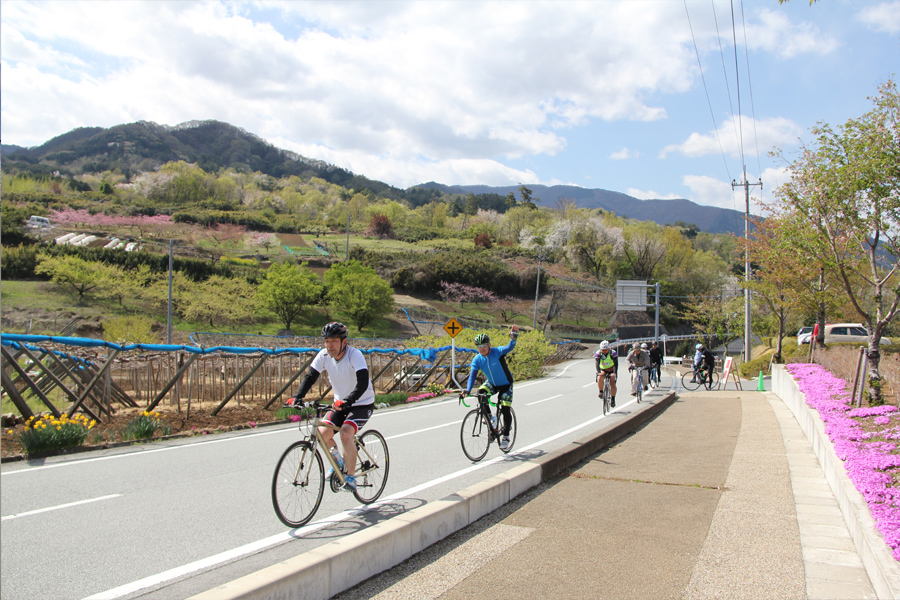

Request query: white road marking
[
  {"left": 4, "top": 363, "right": 587, "bottom": 477},
  {"left": 82, "top": 393, "right": 638, "bottom": 600},
  {"left": 1, "top": 494, "right": 121, "bottom": 521},
  {"left": 526, "top": 394, "right": 562, "bottom": 406}
]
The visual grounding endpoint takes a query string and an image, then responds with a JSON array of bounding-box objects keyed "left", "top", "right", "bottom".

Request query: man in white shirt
[{"left": 291, "top": 322, "right": 375, "bottom": 492}]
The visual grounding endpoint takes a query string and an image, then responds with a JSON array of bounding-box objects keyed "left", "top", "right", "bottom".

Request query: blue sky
[{"left": 2, "top": 0, "right": 898, "bottom": 212}]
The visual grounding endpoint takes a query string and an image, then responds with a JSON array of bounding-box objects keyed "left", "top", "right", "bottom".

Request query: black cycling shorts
[{"left": 323, "top": 404, "right": 373, "bottom": 434}]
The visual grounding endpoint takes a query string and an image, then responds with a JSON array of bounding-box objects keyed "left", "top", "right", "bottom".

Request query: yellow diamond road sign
[{"left": 444, "top": 318, "right": 464, "bottom": 338}]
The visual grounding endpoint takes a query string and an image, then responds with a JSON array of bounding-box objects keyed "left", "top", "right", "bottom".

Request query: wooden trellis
[{"left": 1, "top": 337, "right": 583, "bottom": 421}]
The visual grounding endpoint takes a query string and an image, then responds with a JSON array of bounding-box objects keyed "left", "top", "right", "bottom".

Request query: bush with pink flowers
[{"left": 787, "top": 363, "right": 900, "bottom": 560}]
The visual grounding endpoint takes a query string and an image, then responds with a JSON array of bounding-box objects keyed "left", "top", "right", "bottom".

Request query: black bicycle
[
  {"left": 648, "top": 363, "right": 661, "bottom": 388},
  {"left": 271, "top": 401, "right": 390, "bottom": 528},
  {"left": 596, "top": 371, "right": 613, "bottom": 415},
  {"left": 459, "top": 383, "right": 517, "bottom": 462},
  {"left": 681, "top": 367, "right": 719, "bottom": 391}
]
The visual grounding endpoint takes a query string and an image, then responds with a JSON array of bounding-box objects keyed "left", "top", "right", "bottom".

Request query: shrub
[
  {"left": 16, "top": 413, "right": 96, "bottom": 457},
  {"left": 122, "top": 410, "right": 171, "bottom": 441},
  {"left": 0, "top": 244, "right": 41, "bottom": 279},
  {"left": 375, "top": 392, "right": 408, "bottom": 406},
  {"left": 273, "top": 406, "right": 312, "bottom": 421}
]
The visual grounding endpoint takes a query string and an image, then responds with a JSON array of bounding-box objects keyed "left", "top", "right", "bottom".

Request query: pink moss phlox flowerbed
[
  {"left": 407, "top": 390, "right": 451, "bottom": 403},
  {"left": 786, "top": 363, "right": 900, "bottom": 561}
]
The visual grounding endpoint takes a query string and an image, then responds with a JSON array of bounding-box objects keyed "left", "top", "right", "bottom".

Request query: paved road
[
  {"left": 332, "top": 389, "right": 879, "bottom": 600},
  {"left": 1, "top": 357, "right": 670, "bottom": 600}
]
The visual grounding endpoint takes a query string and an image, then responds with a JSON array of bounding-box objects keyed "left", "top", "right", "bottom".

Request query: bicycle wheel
[
  {"left": 704, "top": 371, "right": 719, "bottom": 390},
  {"left": 602, "top": 381, "right": 611, "bottom": 415},
  {"left": 353, "top": 429, "right": 390, "bottom": 504},
  {"left": 499, "top": 407, "right": 517, "bottom": 453},
  {"left": 636, "top": 376, "right": 643, "bottom": 403},
  {"left": 681, "top": 371, "right": 701, "bottom": 391},
  {"left": 460, "top": 409, "right": 491, "bottom": 462},
  {"left": 272, "top": 441, "right": 325, "bottom": 528}
]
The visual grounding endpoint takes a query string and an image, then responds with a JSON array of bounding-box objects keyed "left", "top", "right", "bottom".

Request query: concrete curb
[
  {"left": 772, "top": 364, "right": 900, "bottom": 599},
  {"left": 188, "top": 392, "right": 678, "bottom": 600}
]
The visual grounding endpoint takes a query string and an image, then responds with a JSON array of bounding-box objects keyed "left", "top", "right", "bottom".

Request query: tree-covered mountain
[
  {"left": 3, "top": 120, "right": 748, "bottom": 234},
  {"left": 419, "top": 183, "right": 750, "bottom": 236},
  {"left": 1, "top": 120, "right": 408, "bottom": 201}
]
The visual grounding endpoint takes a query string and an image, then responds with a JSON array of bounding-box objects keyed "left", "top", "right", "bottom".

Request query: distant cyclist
[
  {"left": 690, "top": 343, "right": 704, "bottom": 383},
  {"left": 649, "top": 341, "right": 663, "bottom": 383},
  {"left": 459, "top": 326, "right": 519, "bottom": 450},
  {"left": 691, "top": 343, "right": 716, "bottom": 384},
  {"left": 594, "top": 340, "right": 618, "bottom": 408},
  {"left": 626, "top": 342, "right": 650, "bottom": 395},
  {"left": 291, "top": 322, "right": 375, "bottom": 492}
]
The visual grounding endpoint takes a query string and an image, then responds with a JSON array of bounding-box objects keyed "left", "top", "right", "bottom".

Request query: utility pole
[
  {"left": 732, "top": 166, "right": 762, "bottom": 365},
  {"left": 167, "top": 239, "right": 173, "bottom": 344},
  {"left": 345, "top": 212, "right": 350, "bottom": 262},
  {"left": 532, "top": 248, "right": 543, "bottom": 330}
]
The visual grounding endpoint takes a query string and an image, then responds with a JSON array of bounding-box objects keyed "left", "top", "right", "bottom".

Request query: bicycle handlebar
[{"left": 458, "top": 393, "right": 497, "bottom": 409}]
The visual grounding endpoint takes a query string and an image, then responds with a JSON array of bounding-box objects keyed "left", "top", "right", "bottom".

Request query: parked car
[
  {"left": 796, "top": 326, "right": 814, "bottom": 345},
  {"left": 799, "top": 323, "right": 891, "bottom": 345},
  {"left": 26, "top": 215, "right": 51, "bottom": 229}
]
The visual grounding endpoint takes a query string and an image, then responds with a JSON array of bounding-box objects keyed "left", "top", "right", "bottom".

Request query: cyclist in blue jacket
[{"left": 459, "top": 325, "right": 519, "bottom": 450}]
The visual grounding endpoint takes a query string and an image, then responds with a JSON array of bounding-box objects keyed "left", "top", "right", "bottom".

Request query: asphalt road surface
[{"left": 1, "top": 358, "right": 675, "bottom": 600}]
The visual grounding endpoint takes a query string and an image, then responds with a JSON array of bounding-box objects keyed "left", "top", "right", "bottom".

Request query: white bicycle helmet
[
  {"left": 640, "top": 343, "right": 648, "bottom": 350},
  {"left": 599, "top": 340, "right": 610, "bottom": 350},
  {"left": 696, "top": 343, "right": 703, "bottom": 350}
]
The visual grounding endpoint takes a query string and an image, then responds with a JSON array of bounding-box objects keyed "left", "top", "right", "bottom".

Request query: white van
[{"left": 27, "top": 215, "right": 51, "bottom": 229}]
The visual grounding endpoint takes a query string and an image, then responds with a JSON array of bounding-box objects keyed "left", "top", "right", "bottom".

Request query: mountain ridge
[{"left": 2, "top": 120, "right": 749, "bottom": 235}]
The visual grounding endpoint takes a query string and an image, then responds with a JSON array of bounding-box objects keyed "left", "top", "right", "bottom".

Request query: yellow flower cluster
[
  {"left": 139, "top": 410, "right": 162, "bottom": 419},
  {"left": 24, "top": 413, "right": 96, "bottom": 431}
]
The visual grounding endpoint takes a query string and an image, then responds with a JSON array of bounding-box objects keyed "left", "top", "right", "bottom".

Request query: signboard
[
  {"left": 443, "top": 318, "right": 464, "bottom": 338},
  {"left": 721, "top": 356, "right": 733, "bottom": 386},
  {"left": 616, "top": 280, "right": 649, "bottom": 311}
]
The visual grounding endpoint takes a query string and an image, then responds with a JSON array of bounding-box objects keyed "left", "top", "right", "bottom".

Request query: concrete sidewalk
[{"left": 334, "top": 391, "right": 878, "bottom": 600}]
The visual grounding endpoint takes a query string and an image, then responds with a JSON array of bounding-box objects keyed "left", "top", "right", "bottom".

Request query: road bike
[
  {"left": 631, "top": 366, "right": 647, "bottom": 403},
  {"left": 648, "top": 363, "right": 661, "bottom": 389},
  {"left": 459, "top": 383, "right": 517, "bottom": 462},
  {"left": 271, "top": 401, "right": 390, "bottom": 528},
  {"left": 596, "top": 371, "right": 613, "bottom": 415},
  {"left": 681, "top": 367, "right": 719, "bottom": 391}
]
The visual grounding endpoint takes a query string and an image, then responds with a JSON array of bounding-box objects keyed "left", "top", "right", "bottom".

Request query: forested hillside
[
  {"left": 3, "top": 119, "right": 745, "bottom": 233},
  {"left": 1, "top": 147, "right": 747, "bottom": 351}
]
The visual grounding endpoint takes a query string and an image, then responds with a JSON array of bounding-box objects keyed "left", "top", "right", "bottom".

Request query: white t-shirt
[{"left": 310, "top": 346, "right": 375, "bottom": 406}]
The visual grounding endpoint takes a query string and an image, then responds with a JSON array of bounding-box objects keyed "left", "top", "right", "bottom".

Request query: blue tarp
[{"left": 0, "top": 333, "right": 438, "bottom": 363}]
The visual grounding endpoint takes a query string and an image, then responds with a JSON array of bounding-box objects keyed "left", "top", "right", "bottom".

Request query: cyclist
[
  {"left": 594, "top": 340, "right": 618, "bottom": 408},
  {"left": 649, "top": 341, "right": 663, "bottom": 384},
  {"left": 290, "top": 322, "right": 375, "bottom": 492},
  {"left": 691, "top": 343, "right": 716, "bottom": 384},
  {"left": 459, "top": 325, "right": 519, "bottom": 450},
  {"left": 626, "top": 342, "right": 650, "bottom": 395},
  {"left": 690, "top": 343, "right": 704, "bottom": 383}
]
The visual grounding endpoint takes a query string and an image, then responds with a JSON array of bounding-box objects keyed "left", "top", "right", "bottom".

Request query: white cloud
[
  {"left": 1, "top": 1, "right": 697, "bottom": 161},
  {"left": 659, "top": 115, "right": 802, "bottom": 159},
  {"left": 626, "top": 188, "right": 681, "bottom": 201},
  {"left": 610, "top": 147, "right": 637, "bottom": 160},
  {"left": 856, "top": 2, "right": 900, "bottom": 34},
  {"left": 682, "top": 174, "right": 770, "bottom": 214},
  {"left": 742, "top": 9, "right": 839, "bottom": 58}
]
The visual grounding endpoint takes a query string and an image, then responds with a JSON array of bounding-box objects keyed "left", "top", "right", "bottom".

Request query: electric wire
[
  {"left": 683, "top": 0, "right": 733, "bottom": 183},
  {"left": 729, "top": 0, "right": 746, "bottom": 170},
  {"left": 739, "top": 0, "right": 764, "bottom": 195}
]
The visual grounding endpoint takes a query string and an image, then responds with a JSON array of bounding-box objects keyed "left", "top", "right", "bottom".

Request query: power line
[
  {"left": 729, "top": 0, "right": 746, "bottom": 170},
  {"left": 739, "top": 0, "right": 764, "bottom": 181},
  {"left": 683, "top": 0, "right": 733, "bottom": 184}
]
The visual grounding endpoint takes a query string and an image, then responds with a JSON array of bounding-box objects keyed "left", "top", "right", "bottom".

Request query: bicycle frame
[
  {"left": 297, "top": 404, "right": 381, "bottom": 486},
  {"left": 460, "top": 391, "right": 500, "bottom": 434}
]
